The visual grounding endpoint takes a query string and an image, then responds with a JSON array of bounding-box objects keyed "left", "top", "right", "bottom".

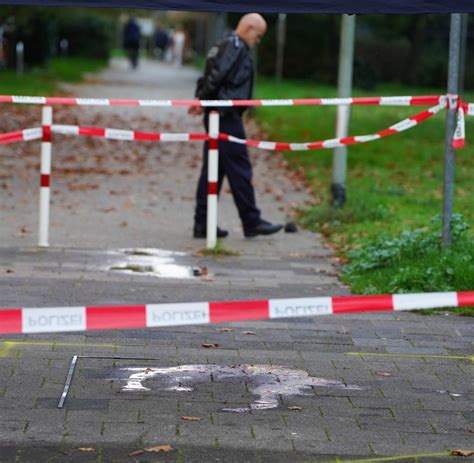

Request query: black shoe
[
  {"left": 193, "top": 224, "right": 229, "bottom": 239},
  {"left": 244, "top": 220, "right": 283, "bottom": 238}
]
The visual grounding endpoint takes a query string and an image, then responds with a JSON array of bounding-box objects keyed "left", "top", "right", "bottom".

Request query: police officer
[{"left": 189, "top": 13, "right": 283, "bottom": 239}]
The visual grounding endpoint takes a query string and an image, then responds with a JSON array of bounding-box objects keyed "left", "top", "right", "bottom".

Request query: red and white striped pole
[
  {"left": 206, "top": 111, "right": 219, "bottom": 249},
  {"left": 38, "top": 106, "right": 52, "bottom": 247}
]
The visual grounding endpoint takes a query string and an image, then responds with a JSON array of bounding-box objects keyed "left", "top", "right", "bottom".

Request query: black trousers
[{"left": 194, "top": 111, "right": 261, "bottom": 228}]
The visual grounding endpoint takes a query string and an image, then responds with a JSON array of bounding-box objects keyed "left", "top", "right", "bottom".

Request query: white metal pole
[
  {"left": 206, "top": 111, "right": 219, "bottom": 249},
  {"left": 38, "top": 106, "right": 52, "bottom": 247}
]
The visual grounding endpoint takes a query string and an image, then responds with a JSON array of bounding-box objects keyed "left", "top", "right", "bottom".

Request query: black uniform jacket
[{"left": 195, "top": 32, "right": 254, "bottom": 107}]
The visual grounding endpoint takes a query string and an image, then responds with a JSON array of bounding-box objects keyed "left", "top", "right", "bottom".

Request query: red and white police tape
[
  {"left": 220, "top": 101, "right": 448, "bottom": 150},
  {"left": 0, "top": 291, "right": 473, "bottom": 335},
  {"left": 51, "top": 124, "right": 208, "bottom": 142},
  {"left": 0, "top": 100, "right": 460, "bottom": 150},
  {"left": 0, "top": 94, "right": 446, "bottom": 108},
  {"left": 0, "top": 127, "right": 42, "bottom": 144}
]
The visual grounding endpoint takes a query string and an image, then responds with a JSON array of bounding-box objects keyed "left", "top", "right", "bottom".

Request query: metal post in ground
[
  {"left": 16, "top": 41, "right": 24, "bottom": 75},
  {"left": 206, "top": 111, "right": 219, "bottom": 249},
  {"left": 275, "top": 13, "right": 287, "bottom": 83},
  {"left": 442, "top": 14, "right": 461, "bottom": 247},
  {"left": 331, "top": 14, "right": 356, "bottom": 208},
  {"left": 38, "top": 106, "right": 53, "bottom": 247}
]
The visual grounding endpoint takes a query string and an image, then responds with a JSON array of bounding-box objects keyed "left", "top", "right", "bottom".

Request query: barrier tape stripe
[
  {"left": 452, "top": 105, "right": 466, "bottom": 149},
  {"left": 2, "top": 99, "right": 470, "bottom": 149},
  {"left": 50, "top": 125, "right": 208, "bottom": 142},
  {"left": 219, "top": 102, "right": 446, "bottom": 151},
  {"left": 0, "top": 291, "right": 472, "bottom": 334},
  {"left": 0, "top": 127, "right": 42, "bottom": 145},
  {"left": 0, "top": 94, "right": 447, "bottom": 108}
]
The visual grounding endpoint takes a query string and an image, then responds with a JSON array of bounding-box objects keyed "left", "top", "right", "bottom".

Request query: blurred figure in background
[
  {"left": 154, "top": 25, "right": 170, "bottom": 60},
  {"left": 172, "top": 25, "right": 185, "bottom": 67},
  {"left": 123, "top": 17, "right": 141, "bottom": 69}
]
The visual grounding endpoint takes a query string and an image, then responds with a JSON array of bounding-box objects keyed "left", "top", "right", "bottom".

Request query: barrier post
[
  {"left": 206, "top": 111, "right": 219, "bottom": 249},
  {"left": 38, "top": 106, "right": 52, "bottom": 247}
]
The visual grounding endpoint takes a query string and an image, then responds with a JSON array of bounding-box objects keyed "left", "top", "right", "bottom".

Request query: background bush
[
  {"left": 254, "top": 13, "right": 473, "bottom": 89},
  {"left": 0, "top": 7, "right": 114, "bottom": 69}
]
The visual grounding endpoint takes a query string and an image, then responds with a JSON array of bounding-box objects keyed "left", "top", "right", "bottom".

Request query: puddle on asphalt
[
  {"left": 115, "top": 364, "right": 363, "bottom": 412},
  {"left": 107, "top": 248, "right": 194, "bottom": 279}
]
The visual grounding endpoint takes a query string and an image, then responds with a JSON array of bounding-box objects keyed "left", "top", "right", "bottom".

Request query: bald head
[{"left": 235, "top": 13, "right": 267, "bottom": 48}]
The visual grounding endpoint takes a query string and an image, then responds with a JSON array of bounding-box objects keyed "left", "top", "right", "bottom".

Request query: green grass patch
[
  {"left": 0, "top": 56, "right": 108, "bottom": 95},
  {"left": 255, "top": 78, "right": 474, "bottom": 313},
  {"left": 200, "top": 240, "right": 240, "bottom": 258}
]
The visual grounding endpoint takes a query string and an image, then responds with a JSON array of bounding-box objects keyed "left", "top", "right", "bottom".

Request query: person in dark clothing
[
  {"left": 123, "top": 17, "right": 141, "bottom": 69},
  {"left": 154, "top": 27, "right": 170, "bottom": 59},
  {"left": 189, "top": 13, "right": 283, "bottom": 239}
]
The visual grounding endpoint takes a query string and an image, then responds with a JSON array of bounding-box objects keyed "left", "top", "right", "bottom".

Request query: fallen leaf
[
  {"left": 375, "top": 372, "right": 393, "bottom": 377},
  {"left": 241, "top": 331, "right": 256, "bottom": 335},
  {"left": 201, "top": 343, "right": 219, "bottom": 348},
  {"left": 193, "top": 266, "right": 208, "bottom": 276},
  {"left": 128, "top": 449, "right": 144, "bottom": 457},
  {"left": 181, "top": 416, "right": 201, "bottom": 421},
  {"left": 216, "top": 328, "right": 233, "bottom": 332},
  {"left": 287, "top": 406, "right": 303, "bottom": 411},
  {"left": 451, "top": 449, "right": 474, "bottom": 457},
  {"left": 100, "top": 207, "right": 117, "bottom": 213},
  {"left": 145, "top": 445, "right": 174, "bottom": 453},
  {"left": 67, "top": 183, "right": 99, "bottom": 192},
  {"left": 78, "top": 447, "right": 96, "bottom": 452}
]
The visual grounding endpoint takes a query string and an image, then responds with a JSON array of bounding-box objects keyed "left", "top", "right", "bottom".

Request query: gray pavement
[{"left": 0, "top": 59, "right": 473, "bottom": 462}]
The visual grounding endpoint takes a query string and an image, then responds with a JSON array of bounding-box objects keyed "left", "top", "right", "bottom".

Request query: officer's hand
[{"left": 188, "top": 105, "right": 203, "bottom": 116}]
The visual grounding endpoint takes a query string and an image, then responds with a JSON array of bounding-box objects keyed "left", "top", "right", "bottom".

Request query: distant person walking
[
  {"left": 123, "top": 17, "right": 141, "bottom": 69},
  {"left": 154, "top": 26, "right": 170, "bottom": 60},
  {"left": 172, "top": 26, "right": 185, "bottom": 67},
  {"left": 189, "top": 13, "right": 282, "bottom": 239}
]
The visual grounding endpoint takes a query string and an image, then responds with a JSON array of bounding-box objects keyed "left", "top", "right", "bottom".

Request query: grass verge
[
  {"left": 255, "top": 78, "right": 474, "bottom": 314},
  {"left": 0, "top": 56, "right": 108, "bottom": 95},
  {"left": 200, "top": 240, "right": 240, "bottom": 258}
]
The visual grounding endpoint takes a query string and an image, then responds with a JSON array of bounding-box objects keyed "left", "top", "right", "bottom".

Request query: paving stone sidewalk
[{"left": 0, "top": 59, "right": 472, "bottom": 462}]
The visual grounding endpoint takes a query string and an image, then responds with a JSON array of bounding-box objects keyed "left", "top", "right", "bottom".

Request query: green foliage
[
  {"left": 200, "top": 240, "right": 240, "bottom": 258},
  {"left": 0, "top": 7, "right": 114, "bottom": 68},
  {"left": 255, "top": 13, "right": 474, "bottom": 89},
  {"left": 57, "top": 11, "right": 114, "bottom": 60},
  {"left": 0, "top": 57, "right": 107, "bottom": 95},
  {"left": 254, "top": 78, "right": 474, "bottom": 312},
  {"left": 342, "top": 215, "right": 474, "bottom": 294}
]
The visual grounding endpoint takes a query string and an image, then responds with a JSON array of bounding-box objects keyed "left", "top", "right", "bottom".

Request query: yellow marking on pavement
[
  {"left": 0, "top": 340, "right": 119, "bottom": 358},
  {"left": 320, "top": 450, "right": 453, "bottom": 463},
  {"left": 348, "top": 352, "right": 473, "bottom": 362}
]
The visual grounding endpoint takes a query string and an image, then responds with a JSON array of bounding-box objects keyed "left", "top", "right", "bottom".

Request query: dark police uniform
[{"left": 194, "top": 32, "right": 261, "bottom": 230}]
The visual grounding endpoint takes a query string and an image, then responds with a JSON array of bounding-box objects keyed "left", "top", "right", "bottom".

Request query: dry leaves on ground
[
  {"left": 193, "top": 266, "right": 208, "bottom": 276},
  {"left": 78, "top": 447, "right": 96, "bottom": 452},
  {"left": 216, "top": 328, "right": 233, "bottom": 332},
  {"left": 451, "top": 449, "right": 474, "bottom": 457},
  {"left": 241, "top": 331, "right": 256, "bottom": 336},
  {"left": 128, "top": 444, "right": 174, "bottom": 456},
  {"left": 201, "top": 343, "right": 219, "bottom": 348},
  {"left": 287, "top": 406, "right": 303, "bottom": 411},
  {"left": 181, "top": 416, "right": 201, "bottom": 421}
]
